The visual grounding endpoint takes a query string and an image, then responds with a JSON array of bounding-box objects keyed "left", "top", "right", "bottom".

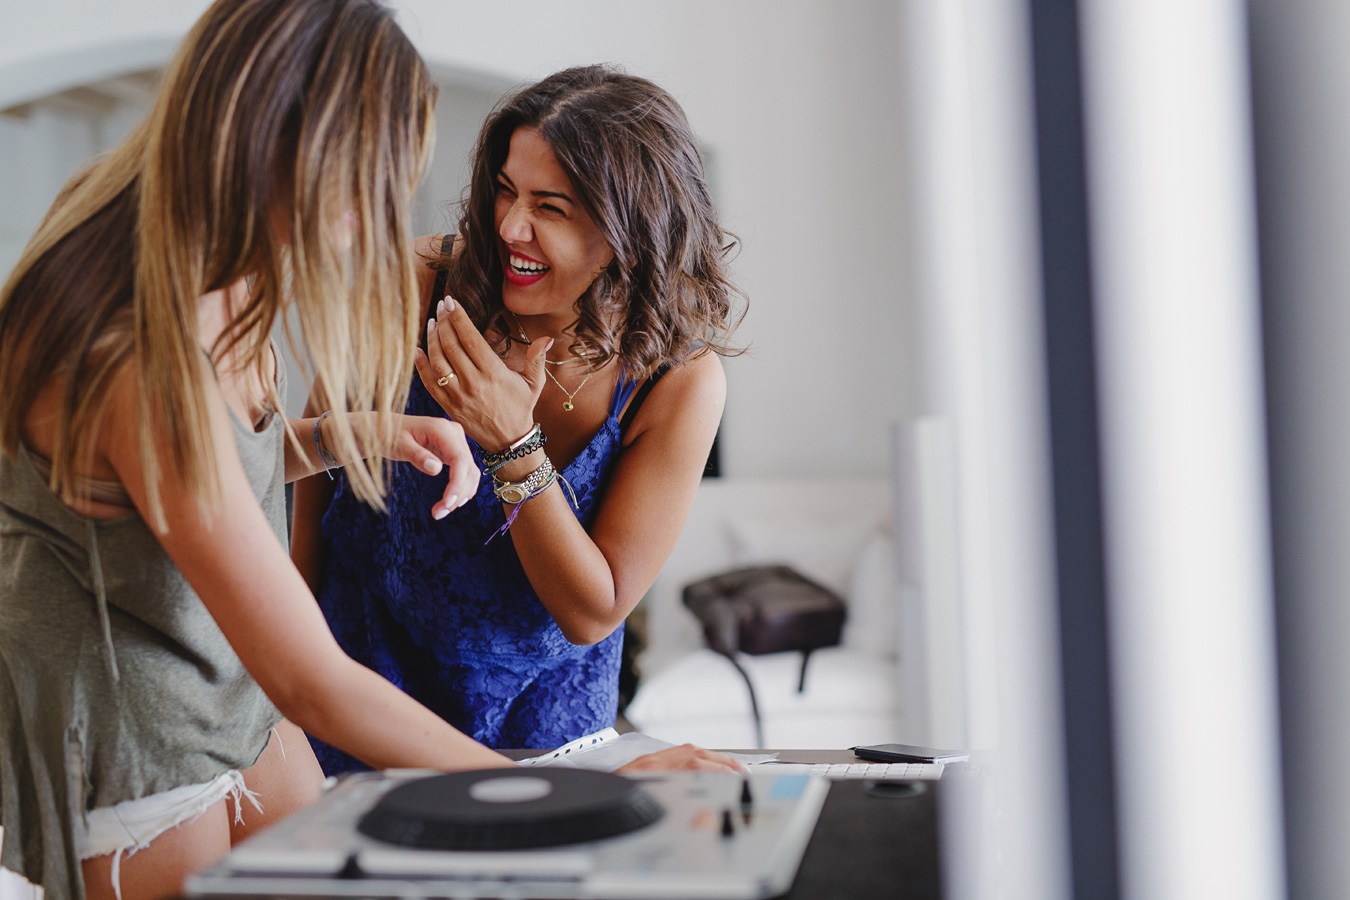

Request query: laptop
[{"left": 186, "top": 767, "right": 830, "bottom": 899}]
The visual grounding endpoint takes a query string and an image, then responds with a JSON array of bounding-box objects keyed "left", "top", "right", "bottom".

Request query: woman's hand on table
[{"left": 615, "top": 744, "right": 745, "bottom": 774}]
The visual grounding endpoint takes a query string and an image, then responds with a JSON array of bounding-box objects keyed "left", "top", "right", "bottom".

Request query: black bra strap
[
  {"left": 620, "top": 364, "right": 671, "bottom": 434},
  {"left": 421, "top": 235, "right": 453, "bottom": 350},
  {"left": 428, "top": 267, "right": 449, "bottom": 317}
]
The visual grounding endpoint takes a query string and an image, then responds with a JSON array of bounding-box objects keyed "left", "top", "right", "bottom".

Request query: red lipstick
[{"left": 503, "top": 248, "right": 550, "bottom": 287}]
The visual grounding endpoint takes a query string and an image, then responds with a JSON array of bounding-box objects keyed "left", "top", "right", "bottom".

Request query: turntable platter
[{"left": 356, "top": 767, "right": 664, "bottom": 851}]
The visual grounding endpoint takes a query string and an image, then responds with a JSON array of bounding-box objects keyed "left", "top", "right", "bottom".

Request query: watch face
[{"left": 499, "top": 485, "right": 529, "bottom": 504}]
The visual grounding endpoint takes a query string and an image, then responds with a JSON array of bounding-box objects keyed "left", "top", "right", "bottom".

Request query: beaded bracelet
[
  {"left": 313, "top": 411, "right": 338, "bottom": 479},
  {"left": 482, "top": 424, "right": 546, "bottom": 475}
]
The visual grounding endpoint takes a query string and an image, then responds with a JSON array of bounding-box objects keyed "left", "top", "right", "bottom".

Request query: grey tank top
[{"left": 0, "top": 363, "right": 287, "bottom": 897}]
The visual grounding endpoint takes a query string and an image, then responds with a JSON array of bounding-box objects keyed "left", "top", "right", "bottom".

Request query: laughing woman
[{"left": 292, "top": 64, "right": 745, "bottom": 771}]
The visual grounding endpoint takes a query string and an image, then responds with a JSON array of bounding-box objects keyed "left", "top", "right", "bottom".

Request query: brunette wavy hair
[
  {"left": 441, "top": 64, "right": 745, "bottom": 380},
  {"left": 0, "top": 0, "right": 436, "bottom": 524}
]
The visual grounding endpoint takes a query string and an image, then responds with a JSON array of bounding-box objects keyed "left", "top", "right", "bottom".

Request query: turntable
[{"left": 186, "top": 766, "right": 830, "bottom": 899}]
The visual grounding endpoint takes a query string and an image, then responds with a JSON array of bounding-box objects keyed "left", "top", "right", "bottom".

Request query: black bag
[
  {"left": 682, "top": 564, "right": 847, "bottom": 659},
  {"left": 681, "top": 565, "right": 847, "bottom": 745}
]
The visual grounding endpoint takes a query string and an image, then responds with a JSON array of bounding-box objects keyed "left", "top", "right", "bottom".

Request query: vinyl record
[{"left": 356, "top": 768, "right": 665, "bottom": 850}]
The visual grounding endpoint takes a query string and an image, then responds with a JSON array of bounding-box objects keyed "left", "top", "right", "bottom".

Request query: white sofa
[{"left": 624, "top": 476, "right": 909, "bottom": 748}]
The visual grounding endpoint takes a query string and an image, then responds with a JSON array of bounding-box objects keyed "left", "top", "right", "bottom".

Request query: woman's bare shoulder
[
  {"left": 626, "top": 351, "right": 725, "bottom": 436},
  {"left": 660, "top": 350, "right": 725, "bottom": 393}
]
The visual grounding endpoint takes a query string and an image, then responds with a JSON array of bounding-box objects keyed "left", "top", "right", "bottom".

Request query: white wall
[{"left": 0, "top": 0, "right": 915, "bottom": 481}]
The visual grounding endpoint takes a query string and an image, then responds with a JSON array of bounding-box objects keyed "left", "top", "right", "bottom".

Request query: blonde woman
[{"left": 0, "top": 3, "right": 736, "bottom": 898}]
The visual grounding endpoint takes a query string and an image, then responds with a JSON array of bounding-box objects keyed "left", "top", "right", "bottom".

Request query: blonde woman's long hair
[{"left": 0, "top": 0, "right": 435, "bottom": 528}]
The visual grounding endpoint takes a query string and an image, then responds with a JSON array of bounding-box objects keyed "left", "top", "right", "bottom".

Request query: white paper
[{"left": 516, "top": 729, "right": 774, "bottom": 771}]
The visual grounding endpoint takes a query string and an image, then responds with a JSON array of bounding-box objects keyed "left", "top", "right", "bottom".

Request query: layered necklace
[{"left": 510, "top": 313, "right": 593, "bottom": 412}]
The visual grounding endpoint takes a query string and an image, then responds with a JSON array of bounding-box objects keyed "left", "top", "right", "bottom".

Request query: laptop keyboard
[{"left": 757, "top": 761, "right": 944, "bottom": 781}]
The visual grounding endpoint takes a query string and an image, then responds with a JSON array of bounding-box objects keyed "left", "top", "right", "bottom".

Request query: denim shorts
[{"left": 74, "top": 770, "right": 262, "bottom": 899}]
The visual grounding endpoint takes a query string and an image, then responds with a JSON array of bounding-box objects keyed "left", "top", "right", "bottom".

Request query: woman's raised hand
[
  {"left": 387, "top": 414, "right": 480, "bottom": 520},
  {"left": 414, "top": 296, "right": 547, "bottom": 453}
]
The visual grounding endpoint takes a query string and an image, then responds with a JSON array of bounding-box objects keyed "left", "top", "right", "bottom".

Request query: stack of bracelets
[
  {"left": 482, "top": 425, "right": 577, "bottom": 535},
  {"left": 492, "top": 456, "right": 559, "bottom": 505}
]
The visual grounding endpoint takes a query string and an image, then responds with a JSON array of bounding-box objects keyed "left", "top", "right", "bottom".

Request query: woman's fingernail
[
  {"left": 427, "top": 318, "right": 436, "bottom": 333},
  {"left": 433, "top": 505, "right": 449, "bottom": 521},
  {"left": 444, "top": 295, "right": 455, "bottom": 312}
]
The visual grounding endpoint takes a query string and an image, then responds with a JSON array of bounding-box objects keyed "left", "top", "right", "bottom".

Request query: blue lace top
[{"left": 310, "top": 369, "right": 641, "bottom": 773}]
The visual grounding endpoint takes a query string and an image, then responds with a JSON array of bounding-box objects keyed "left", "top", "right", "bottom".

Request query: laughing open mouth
[{"left": 508, "top": 253, "right": 550, "bottom": 276}]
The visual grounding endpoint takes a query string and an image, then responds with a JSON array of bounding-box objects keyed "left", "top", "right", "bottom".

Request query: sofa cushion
[{"left": 842, "top": 530, "right": 901, "bottom": 658}]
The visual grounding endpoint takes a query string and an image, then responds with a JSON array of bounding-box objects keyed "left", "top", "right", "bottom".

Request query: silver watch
[{"left": 492, "top": 457, "right": 555, "bottom": 504}]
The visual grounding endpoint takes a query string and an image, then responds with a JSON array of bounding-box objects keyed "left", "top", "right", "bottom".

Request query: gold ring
[{"left": 437, "top": 370, "right": 457, "bottom": 386}]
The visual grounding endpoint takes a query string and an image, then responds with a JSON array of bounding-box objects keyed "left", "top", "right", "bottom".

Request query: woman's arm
[
  {"left": 507, "top": 354, "right": 725, "bottom": 644},
  {"left": 290, "top": 402, "right": 338, "bottom": 596},
  {"left": 100, "top": 367, "right": 510, "bottom": 772},
  {"left": 286, "top": 409, "right": 476, "bottom": 506}
]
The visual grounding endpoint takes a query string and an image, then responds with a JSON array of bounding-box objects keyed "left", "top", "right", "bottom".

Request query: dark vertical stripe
[
  {"left": 1247, "top": 4, "right": 1306, "bottom": 895},
  {"left": 1026, "top": 0, "right": 1121, "bottom": 896}
]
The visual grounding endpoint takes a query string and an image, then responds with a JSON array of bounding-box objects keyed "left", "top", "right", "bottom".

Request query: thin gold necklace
[
  {"left": 510, "top": 312, "right": 592, "bottom": 411},
  {"left": 544, "top": 366, "right": 593, "bottom": 412}
]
